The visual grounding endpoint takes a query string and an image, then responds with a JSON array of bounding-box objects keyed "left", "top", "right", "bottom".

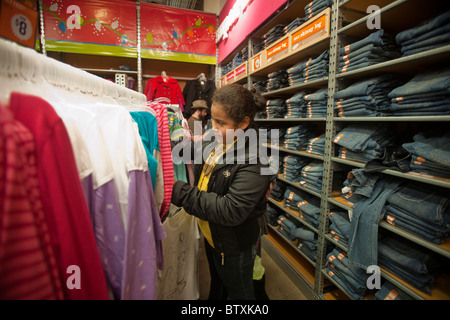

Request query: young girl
[{"left": 171, "top": 84, "right": 272, "bottom": 300}]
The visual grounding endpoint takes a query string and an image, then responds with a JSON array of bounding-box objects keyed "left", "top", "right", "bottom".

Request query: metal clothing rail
[{"left": 0, "top": 38, "right": 147, "bottom": 105}]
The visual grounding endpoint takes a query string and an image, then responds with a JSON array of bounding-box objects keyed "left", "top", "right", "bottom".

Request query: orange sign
[
  {"left": 252, "top": 54, "right": 261, "bottom": 71},
  {"left": 292, "top": 15, "right": 326, "bottom": 46},
  {"left": 0, "top": 0, "right": 38, "bottom": 48},
  {"left": 267, "top": 37, "right": 289, "bottom": 59}
]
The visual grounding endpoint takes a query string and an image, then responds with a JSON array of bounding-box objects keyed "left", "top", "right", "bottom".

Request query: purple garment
[
  {"left": 92, "top": 179, "right": 125, "bottom": 300},
  {"left": 122, "top": 170, "right": 166, "bottom": 300}
]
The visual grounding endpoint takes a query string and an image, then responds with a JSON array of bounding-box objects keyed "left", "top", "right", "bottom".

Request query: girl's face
[{"left": 211, "top": 102, "right": 249, "bottom": 144}]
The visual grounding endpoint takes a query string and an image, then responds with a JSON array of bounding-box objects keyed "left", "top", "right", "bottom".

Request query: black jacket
[
  {"left": 171, "top": 134, "right": 272, "bottom": 256},
  {"left": 182, "top": 79, "right": 216, "bottom": 118}
]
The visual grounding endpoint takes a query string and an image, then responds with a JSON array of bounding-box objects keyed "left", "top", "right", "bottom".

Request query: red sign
[
  {"left": 226, "top": 71, "right": 235, "bottom": 81},
  {"left": 42, "top": 0, "right": 137, "bottom": 47},
  {"left": 140, "top": 3, "right": 216, "bottom": 57},
  {"left": 235, "top": 63, "right": 246, "bottom": 76}
]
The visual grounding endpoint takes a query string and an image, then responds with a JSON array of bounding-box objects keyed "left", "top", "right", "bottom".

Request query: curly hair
[{"left": 211, "top": 84, "right": 266, "bottom": 128}]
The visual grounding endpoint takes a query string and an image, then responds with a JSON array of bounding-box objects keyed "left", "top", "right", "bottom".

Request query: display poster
[
  {"left": 42, "top": 0, "right": 137, "bottom": 57},
  {"left": 140, "top": 3, "right": 216, "bottom": 64}
]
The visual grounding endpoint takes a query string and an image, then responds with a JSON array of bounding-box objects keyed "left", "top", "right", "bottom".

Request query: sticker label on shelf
[
  {"left": 291, "top": 14, "right": 326, "bottom": 51},
  {"left": 266, "top": 37, "right": 289, "bottom": 63},
  {"left": 235, "top": 63, "right": 247, "bottom": 77},
  {"left": 252, "top": 54, "right": 261, "bottom": 71}
]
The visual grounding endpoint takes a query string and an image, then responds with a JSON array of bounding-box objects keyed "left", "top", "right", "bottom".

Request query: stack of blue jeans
[
  {"left": 266, "top": 99, "right": 286, "bottom": 118},
  {"left": 221, "top": 62, "right": 233, "bottom": 77},
  {"left": 342, "top": 168, "right": 381, "bottom": 203},
  {"left": 333, "top": 123, "right": 396, "bottom": 163},
  {"left": 253, "top": 79, "right": 268, "bottom": 93},
  {"left": 282, "top": 155, "right": 311, "bottom": 183},
  {"left": 267, "top": 68, "right": 289, "bottom": 92},
  {"left": 263, "top": 24, "right": 286, "bottom": 48},
  {"left": 402, "top": 132, "right": 450, "bottom": 178},
  {"left": 283, "top": 188, "right": 321, "bottom": 228},
  {"left": 285, "top": 90, "right": 311, "bottom": 118},
  {"left": 283, "top": 124, "right": 317, "bottom": 151},
  {"left": 285, "top": 17, "right": 307, "bottom": 33},
  {"left": 277, "top": 215, "right": 298, "bottom": 241},
  {"left": 306, "top": 133, "right": 325, "bottom": 155},
  {"left": 277, "top": 214, "right": 317, "bottom": 261},
  {"left": 338, "top": 29, "right": 401, "bottom": 73},
  {"left": 304, "top": 88, "right": 328, "bottom": 118},
  {"left": 385, "top": 183, "right": 450, "bottom": 244},
  {"left": 375, "top": 281, "right": 414, "bottom": 300},
  {"left": 334, "top": 74, "right": 403, "bottom": 117},
  {"left": 387, "top": 67, "right": 450, "bottom": 116},
  {"left": 253, "top": 41, "right": 265, "bottom": 56},
  {"left": 233, "top": 52, "right": 243, "bottom": 68},
  {"left": 396, "top": 11, "right": 450, "bottom": 57},
  {"left": 299, "top": 161, "right": 324, "bottom": 194},
  {"left": 287, "top": 50, "right": 329, "bottom": 86},
  {"left": 304, "top": 0, "right": 332, "bottom": 19},
  {"left": 241, "top": 46, "right": 248, "bottom": 62},
  {"left": 328, "top": 211, "right": 352, "bottom": 247},
  {"left": 269, "top": 180, "right": 287, "bottom": 202},
  {"left": 267, "top": 204, "right": 280, "bottom": 226},
  {"left": 378, "top": 235, "right": 437, "bottom": 295},
  {"left": 326, "top": 248, "right": 368, "bottom": 300}
]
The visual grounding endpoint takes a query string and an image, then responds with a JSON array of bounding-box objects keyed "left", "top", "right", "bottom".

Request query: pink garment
[
  {"left": 148, "top": 101, "right": 174, "bottom": 219},
  {"left": 0, "top": 106, "right": 63, "bottom": 300},
  {"left": 9, "top": 93, "right": 109, "bottom": 300}
]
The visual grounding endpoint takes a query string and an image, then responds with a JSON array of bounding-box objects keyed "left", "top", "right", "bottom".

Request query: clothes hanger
[
  {"left": 161, "top": 71, "right": 168, "bottom": 82},
  {"left": 197, "top": 72, "right": 207, "bottom": 86}
]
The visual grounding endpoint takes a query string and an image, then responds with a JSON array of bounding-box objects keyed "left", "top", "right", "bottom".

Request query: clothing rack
[{"left": 0, "top": 38, "right": 147, "bottom": 105}]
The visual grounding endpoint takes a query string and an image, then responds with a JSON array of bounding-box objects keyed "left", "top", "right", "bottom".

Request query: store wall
[{"left": 217, "top": 0, "right": 288, "bottom": 63}]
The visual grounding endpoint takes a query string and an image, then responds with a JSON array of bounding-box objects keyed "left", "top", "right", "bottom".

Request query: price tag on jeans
[{"left": 347, "top": 209, "right": 353, "bottom": 222}]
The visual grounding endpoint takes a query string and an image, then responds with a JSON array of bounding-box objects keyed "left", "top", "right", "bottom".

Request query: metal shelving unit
[{"left": 217, "top": 0, "right": 450, "bottom": 300}]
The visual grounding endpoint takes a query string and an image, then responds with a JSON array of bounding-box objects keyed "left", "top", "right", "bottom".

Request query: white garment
[
  {"left": 87, "top": 103, "right": 149, "bottom": 227},
  {"left": 157, "top": 205, "right": 200, "bottom": 300}
]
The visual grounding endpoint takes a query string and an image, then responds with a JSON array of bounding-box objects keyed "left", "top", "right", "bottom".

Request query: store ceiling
[{"left": 142, "top": 0, "right": 201, "bottom": 10}]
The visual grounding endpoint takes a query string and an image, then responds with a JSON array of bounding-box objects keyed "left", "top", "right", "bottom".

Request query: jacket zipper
[{"left": 221, "top": 252, "right": 224, "bottom": 266}]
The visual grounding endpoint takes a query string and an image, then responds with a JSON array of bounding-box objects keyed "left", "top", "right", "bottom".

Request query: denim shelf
[
  {"left": 329, "top": 196, "right": 450, "bottom": 259},
  {"left": 267, "top": 224, "right": 317, "bottom": 267},
  {"left": 218, "top": 0, "right": 450, "bottom": 300},
  {"left": 335, "top": 45, "right": 450, "bottom": 80},
  {"left": 333, "top": 116, "right": 450, "bottom": 122},
  {"left": 261, "top": 77, "right": 329, "bottom": 98},
  {"left": 256, "top": 118, "right": 327, "bottom": 122},
  {"left": 331, "top": 156, "right": 450, "bottom": 189},
  {"left": 320, "top": 268, "right": 377, "bottom": 300},
  {"left": 323, "top": 232, "right": 430, "bottom": 300},
  {"left": 276, "top": 175, "right": 323, "bottom": 199},
  {"left": 265, "top": 144, "right": 325, "bottom": 161},
  {"left": 268, "top": 197, "right": 319, "bottom": 234}
]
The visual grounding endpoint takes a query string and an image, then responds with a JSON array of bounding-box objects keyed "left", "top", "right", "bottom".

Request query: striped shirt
[
  {"left": 148, "top": 102, "right": 174, "bottom": 219},
  {"left": 0, "top": 106, "right": 63, "bottom": 300}
]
